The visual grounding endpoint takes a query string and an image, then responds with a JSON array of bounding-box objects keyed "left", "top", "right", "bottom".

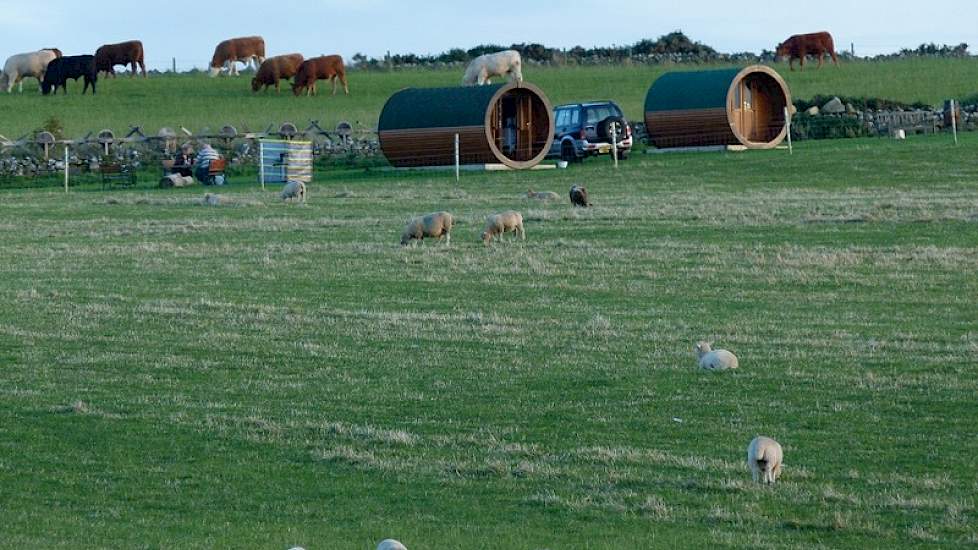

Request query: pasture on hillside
[
  {"left": 0, "top": 132, "right": 977, "bottom": 548},
  {"left": 1, "top": 58, "right": 978, "bottom": 138}
]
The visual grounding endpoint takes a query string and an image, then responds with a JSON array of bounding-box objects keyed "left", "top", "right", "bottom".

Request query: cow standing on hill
[
  {"left": 291, "top": 55, "right": 348, "bottom": 96},
  {"left": 209, "top": 36, "right": 265, "bottom": 76},
  {"left": 775, "top": 32, "right": 839, "bottom": 71},
  {"left": 462, "top": 50, "right": 523, "bottom": 86},
  {"left": 94, "top": 40, "right": 146, "bottom": 77},
  {"left": 1, "top": 49, "right": 62, "bottom": 93},
  {"left": 41, "top": 55, "right": 97, "bottom": 95},
  {"left": 252, "top": 53, "right": 304, "bottom": 92}
]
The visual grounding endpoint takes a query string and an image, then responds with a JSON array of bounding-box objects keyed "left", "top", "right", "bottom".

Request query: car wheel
[
  {"left": 597, "top": 116, "right": 626, "bottom": 141},
  {"left": 561, "top": 141, "right": 578, "bottom": 163}
]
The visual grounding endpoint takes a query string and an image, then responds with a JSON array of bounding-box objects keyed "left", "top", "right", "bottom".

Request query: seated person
[
  {"left": 193, "top": 142, "right": 223, "bottom": 185},
  {"left": 172, "top": 143, "right": 194, "bottom": 177}
]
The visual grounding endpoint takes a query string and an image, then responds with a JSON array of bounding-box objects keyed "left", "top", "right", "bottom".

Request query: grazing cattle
[
  {"left": 462, "top": 50, "right": 523, "bottom": 86},
  {"left": 252, "top": 53, "right": 304, "bottom": 92},
  {"left": 1, "top": 49, "right": 61, "bottom": 93},
  {"left": 292, "top": 55, "right": 348, "bottom": 96},
  {"left": 41, "top": 55, "right": 97, "bottom": 95},
  {"left": 775, "top": 32, "right": 839, "bottom": 71},
  {"left": 569, "top": 184, "right": 591, "bottom": 207},
  {"left": 95, "top": 40, "right": 146, "bottom": 78},
  {"left": 209, "top": 36, "right": 265, "bottom": 77}
]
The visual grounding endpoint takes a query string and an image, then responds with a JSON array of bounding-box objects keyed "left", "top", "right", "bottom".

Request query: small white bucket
[
  {"left": 894, "top": 129, "right": 906, "bottom": 140},
  {"left": 557, "top": 160, "right": 569, "bottom": 169}
]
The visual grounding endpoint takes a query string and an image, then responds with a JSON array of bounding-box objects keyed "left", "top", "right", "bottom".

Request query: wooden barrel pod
[
  {"left": 645, "top": 65, "right": 791, "bottom": 149},
  {"left": 379, "top": 82, "right": 554, "bottom": 169}
]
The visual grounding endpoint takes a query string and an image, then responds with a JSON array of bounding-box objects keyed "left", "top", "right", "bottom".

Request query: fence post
[
  {"left": 454, "top": 133, "right": 460, "bottom": 183},
  {"left": 951, "top": 99, "right": 958, "bottom": 146},
  {"left": 784, "top": 107, "right": 793, "bottom": 155},
  {"left": 64, "top": 146, "right": 69, "bottom": 192},
  {"left": 259, "top": 140, "right": 265, "bottom": 189},
  {"left": 172, "top": 57, "right": 177, "bottom": 73},
  {"left": 611, "top": 122, "right": 619, "bottom": 168}
]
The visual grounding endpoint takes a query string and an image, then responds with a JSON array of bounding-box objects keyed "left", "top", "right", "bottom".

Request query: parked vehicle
[{"left": 548, "top": 101, "right": 632, "bottom": 162}]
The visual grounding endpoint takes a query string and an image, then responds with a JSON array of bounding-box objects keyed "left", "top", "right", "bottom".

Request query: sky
[{"left": 1, "top": 0, "right": 975, "bottom": 70}]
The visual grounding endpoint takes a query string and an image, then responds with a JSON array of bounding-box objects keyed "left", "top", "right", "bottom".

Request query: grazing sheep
[
  {"left": 401, "top": 211, "right": 454, "bottom": 246},
  {"left": 569, "top": 184, "right": 591, "bottom": 207},
  {"left": 747, "top": 436, "right": 783, "bottom": 484},
  {"left": 280, "top": 180, "right": 306, "bottom": 203},
  {"left": 377, "top": 540, "right": 407, "bottom": 550},
  {"left": 203, "top": 193, "right": 221, "bottom": 206},
  {"left": 695, "top": 341, "right": 739, "bottom": 370},
  {"left": 526, "top": 188, "right": 559, "bottom": 200},
  {"left": 481, "top": 211, "right": 525, "bottom": 245}
]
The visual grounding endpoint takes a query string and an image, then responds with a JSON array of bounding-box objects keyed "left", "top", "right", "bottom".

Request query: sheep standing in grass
[
  {"left": 401, "top": 211, "right": 454, "bottom": 246},
  {"left": 377, "top": 540, "right": 407, "bottom": 550},
  {"left": 695, "top": 341, "right": 739, "bottom": 370},
  {"left": 526, "top": 188, "right": 559, "bottom": 200},
  {"left": 569, "top": 184, "right": 591, "bottom": 207},
  {"left": 481, "top": 211, "right": 524, "bottom": 245},
  {"left": 747, "top": 436, "right": 783, "bottom": 484},
  {"left": 280, "top": 180, "right": 306, "bottom": 203}
]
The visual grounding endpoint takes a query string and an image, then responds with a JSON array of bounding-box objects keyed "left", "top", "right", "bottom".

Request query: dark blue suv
[{"left": 548, "top": 101, "right": 633, "bottom": 162}]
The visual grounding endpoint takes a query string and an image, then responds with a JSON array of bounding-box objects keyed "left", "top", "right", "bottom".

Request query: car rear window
[{"left": 585, "top": 105, "right": 622, "bottom": 124}]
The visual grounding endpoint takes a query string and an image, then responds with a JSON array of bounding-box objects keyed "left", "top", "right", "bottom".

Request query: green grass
[
  {"left": 1, "top": 132, "right": 977, "bottom": 548},
  {"left": 2, "top": 58, "right": 977, "bottom": 138}
]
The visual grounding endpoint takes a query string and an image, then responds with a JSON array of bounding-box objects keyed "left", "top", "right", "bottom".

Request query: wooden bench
[{"left": 100, "top": 163, "right": 136, "bottom": 189}]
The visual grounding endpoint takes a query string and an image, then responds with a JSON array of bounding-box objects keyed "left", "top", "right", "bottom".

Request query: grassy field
[
  {"left": 1, "top": 58, "right": 977, "bottom": 138},
  {"left": 1, "top": 131, "right": 977, "bottom": 548}
]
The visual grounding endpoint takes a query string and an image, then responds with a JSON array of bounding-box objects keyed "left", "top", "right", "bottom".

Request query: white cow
[
  {"left": 461, "top": 50, "right": 523, "bottom": 86},
  {"left": 1, "top": 49, "right": 60, "bottom": 93}
]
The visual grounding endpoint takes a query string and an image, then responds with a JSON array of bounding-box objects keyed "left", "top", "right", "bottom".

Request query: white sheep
[
  {"left": 747, "top": 436, "right": 783, "bottom": 484},
  {"left": 203, "top": 193, "right": 221, "bottom": 206},
  {"left": 695, "top": 341, "right": 739, "bottom": 370},
  {"left": 526, "top": 188, "right": 559, "bottom": 200},
  {"left": 377, "top": 540, "right": 407, "bottom": 550},
  {"left": 280, "top": 180, "right": 306, "bottom": 203},
  {"left": 481, "top": 211, "right": 524, "bottom": 245},
  {"left": 401, "top": 211, "right": 453, "bottom": 246}
]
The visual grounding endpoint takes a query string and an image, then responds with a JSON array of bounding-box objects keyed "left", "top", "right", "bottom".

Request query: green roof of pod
[
  {"left": 379, "top": 84, "right": 505, "bottom": 131},
  {"left": 644, "top": 68, "right": 742, "bottom": 112}
]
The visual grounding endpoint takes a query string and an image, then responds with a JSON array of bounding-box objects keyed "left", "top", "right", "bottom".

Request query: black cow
[{"left": 41, "top": 55, "right": 97, "bottom": 95}]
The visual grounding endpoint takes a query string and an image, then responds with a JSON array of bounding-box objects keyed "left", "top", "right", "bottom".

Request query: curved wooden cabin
[
  {"left": 645, "top": 65, "right": 791, "bottom": 149},
  {"left": 379, "top": 82, "right": 554, "bottom": 169}
]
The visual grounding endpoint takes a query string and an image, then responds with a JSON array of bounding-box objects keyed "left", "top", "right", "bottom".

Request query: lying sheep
[
  {"left": 481, "top": 210, "right": 524, "bottom": 245},
  {"left": 695, "top": 341, "right": 739, "bottom": 370},
  {"left": 747, "top": 436, "right": 783, "bottom": 484},
  {"left": 377, "top": 540, "right": 407, "bottom": 550},
  {"left": 526, "top": 188, "right": 559, "bottom": 200},
  {"left": 280, "top": 180, "right": 306, "bottom": 203},
  {"left": 569, "top": 184, "right": 592, "bottom": 207},
  {"left": 401, "top": 211, "right": 453, "bottom": 246}
]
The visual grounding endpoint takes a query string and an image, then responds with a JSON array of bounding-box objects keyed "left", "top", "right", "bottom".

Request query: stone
[
  {"left": 821, "top": 97, "right": 845, "bottom": 114},
  {"left": 845, "top": 103, "right": 858, "bottom": 115},
  {"left": 805, "top": 106, "right": 820, "bottom": 116}
]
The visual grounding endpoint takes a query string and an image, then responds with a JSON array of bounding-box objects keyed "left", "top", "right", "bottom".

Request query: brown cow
[
  {"left": 291, "top": 55, "right": 348, "bottom": 96},
  {"left": 95, "top": 40, "right": 146, "bottom": 78},
  {"left": 776, "top": 32, "right": 838, "bottom": 71},
  {"left": 251, "top": 53, "right": 304, "bottom": 92},
  {"left": 210, "top": 36, "right": 265, "bottom": 77}
]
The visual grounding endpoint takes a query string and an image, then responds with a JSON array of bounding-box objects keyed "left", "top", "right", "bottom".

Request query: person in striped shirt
[{"left": 194, "top": 142, "right": 223, "bottom": 184}]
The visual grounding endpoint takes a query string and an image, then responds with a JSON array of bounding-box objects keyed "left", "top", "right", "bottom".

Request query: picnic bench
[{"left": 100, "top": 163, "right": 136, "bottom": 189}]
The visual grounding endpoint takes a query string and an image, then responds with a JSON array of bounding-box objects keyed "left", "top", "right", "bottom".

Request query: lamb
[
  {"left": 569, "top": 184, "right": 592, "bottom": 207},
  {"left": 401, "top": 211, "right": 454, "bottom": 246},
  {"left": 280, "top": 180, "right": 306, "bottom": 203},
  {"left": 481, "top": 211, "right": 525, "bottom": 245},
  {"left": 695, "top": 341, "right": 739, "bottom": 370},
  {"left": 526, "top": 188, "right": 559, "bottom": 200},
  {"left": 747, "top": 436, "right": 783, "bottom": 484},
  {"left": 377, "top": 540, "right": 407, "bottom": 550}
]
